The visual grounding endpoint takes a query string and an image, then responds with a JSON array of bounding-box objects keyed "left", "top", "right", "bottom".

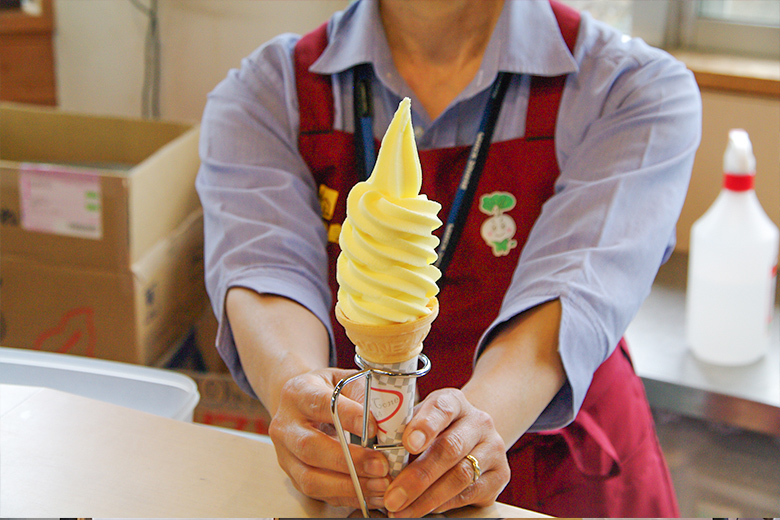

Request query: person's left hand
[{"left": 381, "top": 388, "right": 510, "bottom": 517}]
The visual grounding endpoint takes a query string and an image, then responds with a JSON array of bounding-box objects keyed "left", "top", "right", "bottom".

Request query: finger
[
  {"left": 331, "top": 373, "right": 381, "bottom": 440},
  {"left": 397, "top": 450, "right": 505, "bottom": 517},
  {"left": 403, "top": 388, "right": 468, "bottom": 454},
  {"left": 277, "top": 419, "right": 389, "bottom": 478},
  {"left": 402, "top": 471, "right": 506, "bottom": 517},
  {"left": 384, "top": 416, "right": 479, "bottom": 513},
  {"left": 286, "top": 371, "right": 377, "bottom": 439},
  {"left": 283, "top": 456, "right": 391, "bottom": 509},
  {"left": 271, "top": 376, "right": 388, "bottom": 479},
  {"left": 386, "top": 395, "right": 505, "bottom": 514},
  {"left": 273, "top": 425, "right": 392, "bottom": 500},
  {"left": 322, "top": 369, "right": 381, "bottom": 439}
]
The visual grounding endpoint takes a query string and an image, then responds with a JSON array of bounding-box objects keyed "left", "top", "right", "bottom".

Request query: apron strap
[
  {"left": 294, "top": 22, "right": 332, "bottom": 136},
  {"left": 525, "top": 0, "right": 580, "bottom": 140}
]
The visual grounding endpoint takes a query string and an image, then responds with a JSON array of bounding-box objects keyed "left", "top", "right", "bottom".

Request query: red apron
[{"left": 293, "top": 2, "right": 679, "bottom": 516}]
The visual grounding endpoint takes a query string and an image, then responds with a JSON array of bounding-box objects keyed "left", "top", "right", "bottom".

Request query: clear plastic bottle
[{"left": 686, "top": 129, "right": 779, "bottom": 365}]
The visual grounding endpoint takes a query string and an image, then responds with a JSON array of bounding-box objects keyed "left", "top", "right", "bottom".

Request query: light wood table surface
[{"left": 0, "top": 384, "right": 548, "bottom": 518}]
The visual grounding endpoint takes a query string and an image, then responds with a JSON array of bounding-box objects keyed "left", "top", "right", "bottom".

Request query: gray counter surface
[{"left": 625, "top": 252, "right": 780, "bottom": 437}]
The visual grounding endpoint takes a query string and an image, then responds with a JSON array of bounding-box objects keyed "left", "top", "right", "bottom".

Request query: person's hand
[
  {"left": 382, "top": 388, "right": 510, "bottom": 517},
  {"left": 268, "top": 367, "right": 392, "bottom": 509}
]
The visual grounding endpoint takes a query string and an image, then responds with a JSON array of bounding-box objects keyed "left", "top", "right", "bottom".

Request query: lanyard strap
[
  {"left": 353, "top": 63, "right": 376, "bottom": 181},
  {"left": 353, "top": 68, "right": 511, "bottom": 279},
  {"left": 434, "top": 72, "right": 510, "bottom": 276}
]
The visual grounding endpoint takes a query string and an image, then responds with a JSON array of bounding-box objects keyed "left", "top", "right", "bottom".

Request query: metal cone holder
[{"left": 330, "top": 353, "right": 431, "bottom": 518}]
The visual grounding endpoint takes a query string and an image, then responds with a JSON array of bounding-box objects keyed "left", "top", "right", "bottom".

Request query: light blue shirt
[{"left": 196, "top": 0, "right": 701, "bottom": 430}]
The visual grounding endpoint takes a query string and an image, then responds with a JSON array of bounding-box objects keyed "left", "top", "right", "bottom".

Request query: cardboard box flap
[
  {"left": 132, "top": 208, "right": 204, "bottom": 280},
  {"left": 0, "top": 102, "right": 192, "bottom": 167},
  {"left": 0, "top": 166, "right": 132, "bottom": 268},
  {"left": 129, "top": 126, "right": 201, "bottom": 263}
]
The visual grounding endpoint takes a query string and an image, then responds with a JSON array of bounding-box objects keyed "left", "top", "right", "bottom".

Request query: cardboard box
[
  {"left": 0, "top": 102, "right": 201, "bottom": 270},
  {"left": 193, "top": 302, "right": 226, "bottom": 373},
  {"left": 185, "top": 370, "right": 272, "bottom": 435},
  {"left": 187, "top": 311, "right": 272, "bottom": 436},
  {"left": 0, "top": 103, "right": 205, "bottom": 365},
  {"left": 0, "top": 209, "right": 208, "bottom": 365},
  {"left": 160, "top": 319, "right": 271, "bottom": 436}
]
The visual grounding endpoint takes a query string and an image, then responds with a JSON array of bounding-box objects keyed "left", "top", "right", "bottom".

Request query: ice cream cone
[
  {"left": 335, "top": 298, "right": 439, "bottom": 365},
  {"left": 336, "top": 297, "right": 438, "bottom": 478}
]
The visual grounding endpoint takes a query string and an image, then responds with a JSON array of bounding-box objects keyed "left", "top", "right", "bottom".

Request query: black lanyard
[
  {"left": 353, "top": 65, "right": 511, "bottom": 279},
  {"left": 353, "top": 64, "right": 377, "bottom": 182}
]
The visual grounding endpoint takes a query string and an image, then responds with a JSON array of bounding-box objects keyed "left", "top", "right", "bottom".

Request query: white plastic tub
[{"left": 0, "top": 346, "right": 200, "bottom": 421}]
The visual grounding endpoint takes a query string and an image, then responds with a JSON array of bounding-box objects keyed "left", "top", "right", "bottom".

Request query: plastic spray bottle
[{"left": 685, "top": 129, "right": 779, "bottom": 365}]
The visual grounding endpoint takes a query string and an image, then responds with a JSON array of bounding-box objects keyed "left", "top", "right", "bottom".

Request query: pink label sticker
[{"left": 19, "top": 164, "right": 102, "bottom": 240}]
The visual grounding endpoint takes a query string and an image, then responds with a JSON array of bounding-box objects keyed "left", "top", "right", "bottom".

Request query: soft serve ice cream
[
  {"left": 334, "top": 98, "right": 441, "bottom": 480},
  {"left": 336, "top": 97, "right": 442, "bottom": 326}
]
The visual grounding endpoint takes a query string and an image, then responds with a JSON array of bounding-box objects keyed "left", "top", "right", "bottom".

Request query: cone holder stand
[{"left": 330, "top": 353, "right": 431, "bottom": 518}]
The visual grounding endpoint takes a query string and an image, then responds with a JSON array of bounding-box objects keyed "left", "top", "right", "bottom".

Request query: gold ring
[{"left": 465, "top": 454, "right": 481, "bottom": 484}]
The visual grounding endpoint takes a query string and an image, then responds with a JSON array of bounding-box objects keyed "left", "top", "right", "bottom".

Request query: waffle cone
[{"left": 336, "top": 298, "right": 439, "bottom": 364}]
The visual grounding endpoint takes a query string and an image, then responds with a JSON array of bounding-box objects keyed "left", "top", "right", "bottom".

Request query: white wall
[{"left": 53, "top": 0, "right": 349, "bottom": 122}]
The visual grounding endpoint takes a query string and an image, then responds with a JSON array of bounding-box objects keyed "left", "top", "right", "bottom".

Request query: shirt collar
[
  {"left": 495, "top": 0, "right": 579, "bottom": 76},
  {"left": 310, "top": 0, "right": 578, "bottom": 79},
  {"left": 310, "top": 0, "right": 385, "bottom": 75}
]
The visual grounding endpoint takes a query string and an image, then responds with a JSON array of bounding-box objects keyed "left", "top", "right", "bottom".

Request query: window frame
[
  {"left": 679, "top": 0, "right": 780, "bottom": 59},
  {"left": 631, "top": 0, "right": 780, "bottom": 60}
]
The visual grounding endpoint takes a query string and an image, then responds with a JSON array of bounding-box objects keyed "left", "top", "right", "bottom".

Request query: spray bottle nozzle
[{"left": 723, "top": 128, "right": 756, "bottom": 174}]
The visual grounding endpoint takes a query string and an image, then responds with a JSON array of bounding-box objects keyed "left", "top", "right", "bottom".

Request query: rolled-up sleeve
[
  {"left": 481, "top": 36, "right": 702, "bottom": 430},
  {"left": 195, "top": 34, "right": 334, "bottom": 396}
]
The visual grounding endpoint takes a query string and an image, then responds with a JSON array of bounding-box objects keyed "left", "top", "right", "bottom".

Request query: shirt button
[{"left": 414, "top": 126, "right": 424, "bottom": 139}]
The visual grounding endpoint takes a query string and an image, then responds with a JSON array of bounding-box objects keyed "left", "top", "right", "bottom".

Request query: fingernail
[
  {"left": 407, "top": 429, "right": 426, "bottom": 452},
  {"left": 384, "top": 486, "right": 407, "bottom": 512},
  {"left": 364, "top": 457, "right": 388, "bottom": 477},
  {"left": 367, "top": 496, "right": 386, "bottom": 509},
  {"left": 366, "top": 477, "right": 389, "bottom": 493}
]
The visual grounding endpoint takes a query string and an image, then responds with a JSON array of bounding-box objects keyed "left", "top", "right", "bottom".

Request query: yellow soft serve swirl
[{"left": 336, "top": 98, "right": 442, "bottom": 325}]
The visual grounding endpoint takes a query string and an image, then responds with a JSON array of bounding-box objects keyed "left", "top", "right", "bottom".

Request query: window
[
  {"left": 569, "top": 0, "right": 780, "bottom": 60},
  {"left": 679, "top": 0, "right": 780, "bottom": 59},
  {"left": 697, "top": 0, "right": 780, "bottom": 27}
]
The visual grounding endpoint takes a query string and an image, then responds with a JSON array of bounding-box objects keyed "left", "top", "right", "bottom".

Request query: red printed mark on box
[{"left": 34, "top": 307, "right": 97, "bottom": 357}]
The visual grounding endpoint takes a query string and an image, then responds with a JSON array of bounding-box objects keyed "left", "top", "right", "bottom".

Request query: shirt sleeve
[
  {"left": 479, "top": 33, "right": 703, "bottom": 430},
  {"left": 195, "top": 34, "right": 335, "bottom": 397}
]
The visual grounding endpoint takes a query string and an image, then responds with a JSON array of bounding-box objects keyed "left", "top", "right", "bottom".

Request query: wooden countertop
[{"left": 0, "top": 384, "right": 549, "bottom": 518}]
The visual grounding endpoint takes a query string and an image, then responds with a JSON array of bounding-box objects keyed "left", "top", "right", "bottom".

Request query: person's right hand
[{"left": 268, "top": 367, "right": 391, "bottom": 510}]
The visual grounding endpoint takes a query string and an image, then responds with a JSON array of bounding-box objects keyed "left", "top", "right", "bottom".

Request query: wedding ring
[{"left": 465, "top": 454, "right": 481, "bottom": 484}]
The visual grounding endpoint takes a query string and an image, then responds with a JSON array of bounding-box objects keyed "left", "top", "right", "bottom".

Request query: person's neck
[{"left": 379, "top": 0, "right": 505, "bottom": 120}]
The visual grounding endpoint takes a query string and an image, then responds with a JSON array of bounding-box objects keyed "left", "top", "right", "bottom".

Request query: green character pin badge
[{"left": 479, "top": 191, "right": 517, "bottom": 256}]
